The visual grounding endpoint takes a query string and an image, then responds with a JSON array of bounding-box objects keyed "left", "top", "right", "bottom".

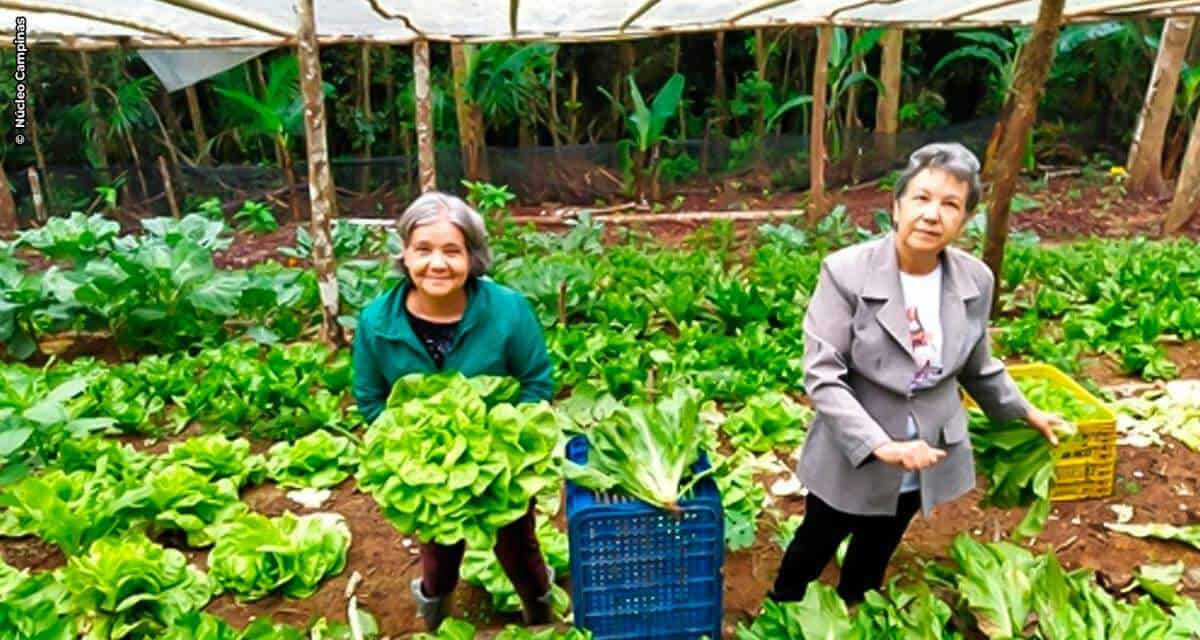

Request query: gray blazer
[{"left": 798, "top": 233, "right": 1031, "bottom": 517}]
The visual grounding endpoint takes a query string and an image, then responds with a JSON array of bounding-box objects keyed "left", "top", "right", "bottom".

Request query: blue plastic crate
[{"left": 565, "top": 435, "right": 724, "bottom": 640}]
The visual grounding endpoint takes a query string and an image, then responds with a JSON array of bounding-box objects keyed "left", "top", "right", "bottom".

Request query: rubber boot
[
  {"left": 411, "top": 577, "right": 451, "bottom": 631},
  {"left": 520, "top": 565, "right": 555, "bottom": 626}
]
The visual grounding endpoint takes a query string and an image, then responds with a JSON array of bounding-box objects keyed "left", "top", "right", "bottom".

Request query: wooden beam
[
  {"left": 365, "top": 0, "right": 426, "bottom": 37},
  {"left": 295, "top": 0, "right": 345, "bottom": 348},
  {"left": 620, "top": 0, "right": 664, "bottom": 31},
  {"left": 981, "top": 0, "right": 1066, "bottom": 313},
  {"left": 1065, "top": 0, "right": 1179, "bottom": 18},
  {"left": 827, "top": 0, "right": 908, "bottom": 20},
  {"left": 937, "top": 0, "right": 1034, "bottom": 23},
  {"left": 511, "top": 0, "right": 520, "bottom": 36},
  {"left": 154, "top": 0, "right": 292, "bottom": 36},
  {"left": 0, "top": 1, "right": 188, "bottom": 39},
  {"left": 728, "top": 0, "right": 803, "bottom": 24},
  {"left": 414, "top": 38, "right": 437, "bottom": 192},
  {"left": 810, "top": 25, "right": 832, "bottom": 219}
]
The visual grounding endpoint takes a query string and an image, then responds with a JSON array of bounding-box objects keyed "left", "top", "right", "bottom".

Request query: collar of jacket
[
  {"left": 860, "top": 232, "right": 982, "bottom": 365},
  {"left": 373, "top": 277, "right": 485, "bottom": 351}
]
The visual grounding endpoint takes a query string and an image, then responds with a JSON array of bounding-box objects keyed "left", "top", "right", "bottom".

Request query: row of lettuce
[
  {"left": 3, "top": 363, "right": 1200, "bottom": 637},
  {"left": 3, "top": 211, "right": 1199, "bottom": 385}
]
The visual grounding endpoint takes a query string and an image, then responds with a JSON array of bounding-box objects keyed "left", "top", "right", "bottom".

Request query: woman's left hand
[{"left": 1025, "top": 408, "right": 1064, "bottom": 446}]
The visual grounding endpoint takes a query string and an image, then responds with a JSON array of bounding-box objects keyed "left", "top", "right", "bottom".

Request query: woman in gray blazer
[{"left": 770, "top": 142, "right": 1064, "bottom": 605}]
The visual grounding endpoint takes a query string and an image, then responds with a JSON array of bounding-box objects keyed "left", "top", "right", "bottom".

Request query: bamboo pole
[
  {"left": 981, "top": 0, "right": 1066, "bottom": 313},
  {"left": 158, "top": 156, "right": 181, "bottom": 219},
  {"left": 296, "top": 0, "right": 345, "bottom": 348},
  {"left": 414, "top": 38, "right": 437, "bottom": 192},
  {"left": 810, "top": 25, "right": 833, "bottom": 220}
]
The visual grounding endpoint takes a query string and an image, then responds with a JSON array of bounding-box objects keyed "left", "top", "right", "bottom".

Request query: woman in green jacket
[{"left": 352, "top": 191, "right": 555, "bottom": 629}]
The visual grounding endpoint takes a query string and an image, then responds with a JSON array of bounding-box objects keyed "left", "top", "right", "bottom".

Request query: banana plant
[
  {"left": 821, "top": 28, "right": 885, "bottom": 160},
  {"left": 601, "top": 72, "right": 685, "bottom": 200},
  {"left": 212, "top": 55, "right": 314, "bottom": 221}
]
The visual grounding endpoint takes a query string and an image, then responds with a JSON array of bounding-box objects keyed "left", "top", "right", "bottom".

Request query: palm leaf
[
  {"left": 933, "top": 46, "right": 1006, "bottom": 78},
  {"left": 957, "top": 30, "right": 1014, "bottom": 53}
]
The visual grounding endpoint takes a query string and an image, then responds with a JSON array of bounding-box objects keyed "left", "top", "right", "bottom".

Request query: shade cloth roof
[{"left": 2, "top": 0, "right": 1199, "bottom": 49}]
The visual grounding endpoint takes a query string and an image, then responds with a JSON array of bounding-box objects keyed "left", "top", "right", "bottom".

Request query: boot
[
  {"left": 411, "top": 577, "right": 451, "bottom": 631},
  {"left": 520, "top": 565, "right": 555, "bottom": 626}
]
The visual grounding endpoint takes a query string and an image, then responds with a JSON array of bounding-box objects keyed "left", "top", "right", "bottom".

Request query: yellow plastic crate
[{"left": 963, "top": 363, "right": 1116, "bottom": 502}]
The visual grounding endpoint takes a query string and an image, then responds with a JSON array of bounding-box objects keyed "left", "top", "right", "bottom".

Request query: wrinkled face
[
  {"left": 893, "top": 167, "right": 970, "bottom": 256},
  {"left": 403, "top": 218, "right": 471, "bottom": 299}
]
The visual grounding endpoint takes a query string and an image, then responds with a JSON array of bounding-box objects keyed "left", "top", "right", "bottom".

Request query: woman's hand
[
  {"left": 1025, "top": 408, "right": 1064, "bottom": 446},
  {"left": 873, "top": 440, "right": 947, "bottom": 471}
]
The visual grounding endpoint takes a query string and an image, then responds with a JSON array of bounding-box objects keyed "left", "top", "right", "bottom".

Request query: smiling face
[
  {"left": 893, "top": 167, "right": 970, "bottom": 261},
  {"left": 403, "top": 218, "right": 471, "bottom": 300}
]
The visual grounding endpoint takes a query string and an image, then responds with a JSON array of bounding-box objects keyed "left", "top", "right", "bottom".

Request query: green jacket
[{"left": 352, "top": 278, "right": 554, "bottom": 424}]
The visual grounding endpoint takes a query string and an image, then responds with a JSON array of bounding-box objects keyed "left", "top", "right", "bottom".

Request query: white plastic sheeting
[
  {"left": 2, "top": 0, "right": 1199, "bottom": 48},
  {"left": 139, "top": 47, "right": 270, "bottom": 91}
]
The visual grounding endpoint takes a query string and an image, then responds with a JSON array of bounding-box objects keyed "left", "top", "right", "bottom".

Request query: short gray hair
[
  {"left": 894, "top": 142, "right": 983, "bottom": 213},
  {"left": 396, "top": 191, "right": 493, "bottom": 278}
]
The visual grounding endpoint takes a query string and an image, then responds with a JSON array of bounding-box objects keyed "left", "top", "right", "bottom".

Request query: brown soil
[{"left": 6, "top": 362, "right": 1198, "bottom": 639}]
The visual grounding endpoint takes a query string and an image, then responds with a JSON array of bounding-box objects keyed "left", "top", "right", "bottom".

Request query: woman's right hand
[{"left": 872, "top": 440, "right": 947, "bottom": 471}]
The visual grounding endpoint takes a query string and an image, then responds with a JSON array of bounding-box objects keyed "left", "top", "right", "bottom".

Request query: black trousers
[{"left": 771, "top": 490, "right": 921, "bottom": 604}]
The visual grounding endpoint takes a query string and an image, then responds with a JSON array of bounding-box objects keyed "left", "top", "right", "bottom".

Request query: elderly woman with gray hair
[
  {"left": 352, "top": 191, "right": 555, "bottom": 629},
  {"left": 770, "top": 143, "right": 1065, "bottom": 605}
]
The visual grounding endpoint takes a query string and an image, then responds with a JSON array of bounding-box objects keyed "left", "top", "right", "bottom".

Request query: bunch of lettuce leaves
[
  {"left": 356, "top": 372, "right": 559, "bottom": 548},
  {"left": 265, "top": 429, "right": 358, "bottom": 489},
  {"left": 62, "top": 532, "right": 216, "bottom": 639},
  {"left": 207, "top": 511, "right": 350, "bottom": 601},
  {"left": 563, "top": 388, "right": 714, "bottom": 511}
]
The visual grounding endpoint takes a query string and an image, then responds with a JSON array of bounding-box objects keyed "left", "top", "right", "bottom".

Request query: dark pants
[
  {"left": 772, "top": 490, "right": 921, "bottom": 604},
  {"left": 419, "top": 501, "right": 550, "bottom": 603}
]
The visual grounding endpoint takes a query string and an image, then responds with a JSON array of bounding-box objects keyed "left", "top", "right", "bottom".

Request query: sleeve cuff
[{"left": 849, "top": 432, "right": 892, "bottom": 468}]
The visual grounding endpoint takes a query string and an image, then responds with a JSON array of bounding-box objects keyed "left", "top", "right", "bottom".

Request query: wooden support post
[
  {"left": 28, "top": 97, "right": 51, "bottom": 208},
  {"left": 296, "top": 0, "right": 345, "bottom": 348},
  {"left": 981, "top": 0, "right": 1066, "bottom": 313},
  {"left": 158, "top": 156, "right": 181, "bottom": 219},
  {"left": 452, "top": 42, "right": 489, "bottom": 181},
  {"left": 1164, "top": 109, "right": 1200, "bottom": 233},
  {"left": 78, "top": 51, "right": 109, "bottom": 180},
  {"left": 0, "top": 165, "right": 16, "bottom": 235},
  {"left": 184, "top": 84, "right": 209, "bottom": 164},
  {"left": 27, "top": 168, "right": 47, "bottom": 224},
  {"left": 876, "top": 28, "right": 903, "bottom": 161},
  {"left": 1127, "top": 17, "right": 1195, "bottom": 198},
  {"left": 810, "top": 25, "right": 833, "bottom": 220},
  {"left": 358, "top": 44, "right": 373, "bottom": 194},
  {"left": 714, "top": 31, "right": 729, "bottom": 123},
  {"left": 414, "top": 38, "right": 437, "bottom": 193},
  {"left": 844, "top": 28, "right": 865, "bottom": 133}
]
